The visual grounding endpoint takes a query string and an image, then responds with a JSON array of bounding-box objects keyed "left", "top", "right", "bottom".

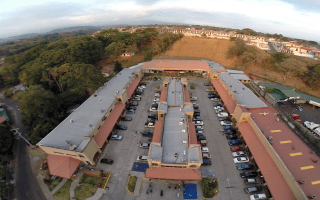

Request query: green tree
[
  {"left": 0, "top": 124, "right": 14, "bottom": 161},
  {"left": 305, "top": 64, "right": 320, "bottom": 89},
  {"left": 0, "top": 182, "right": 13, "bottom": 197},
  {"left": 114, "top": 61, "right": 123, "bottom": 73}
]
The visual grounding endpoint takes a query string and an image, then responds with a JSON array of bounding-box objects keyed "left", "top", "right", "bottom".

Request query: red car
[{"left": 230, "top": 146, "right": 245, "bottom": 152}]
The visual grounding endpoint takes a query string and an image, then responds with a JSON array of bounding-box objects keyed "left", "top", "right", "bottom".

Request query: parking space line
[
  {"left": 280, "top": 140, "right": 292, "bottom": 144},
  {"left": 300, "top": 165, "right": 314, "bottom": 170},
  {"left": 312, "top": 180, "right": 320, "bottom": 185},
  {"left": 290, "top": 152, "right": 302, "bottom": 156}
]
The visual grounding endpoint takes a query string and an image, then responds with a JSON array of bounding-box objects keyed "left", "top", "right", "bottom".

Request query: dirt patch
[{"left": 157, "top": 37, "right": 237, "bottom": 67}]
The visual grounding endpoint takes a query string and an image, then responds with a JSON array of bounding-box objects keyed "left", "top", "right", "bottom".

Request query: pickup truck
[{"left": 304, "top": 121, "right": 320, "bottom": 130}]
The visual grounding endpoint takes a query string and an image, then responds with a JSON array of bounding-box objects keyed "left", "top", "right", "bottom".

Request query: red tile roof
[
  {"left": 188, "top": 122, "right": 198, "bottom": 145},
  {"left": 0, "top": 116, "right": 7, "bottom": 124},
  {"left": 237, "top": 122, "right": 297, "bottom": 200},
  {"left": 100, "top": 68, "right": 113, "bottom": 74},
  {"left": 127, "top": 77, "right": 141, "bottom": 98},
  {"left": 142, "top": 60, "right": 210, "bottom": 71},
  {"left": 160, "top": 89, "right": 167, "bottom": 102},
  {"left": 184, "top": 90, "right": 190, "bottom": 102},
  {"left": 250, "top": 99, "right": 320, "bottom": 198},
  {"left": 211, "top": 79, "right": 236, "bottom": 114},
  {"left": 94, "top": 103, "right": 125, "bottom": 148},
  {"left": 46, "top": 154, "right": 81, "bottom": 179},
  {"left": 152, "top": 120, "right": 163, "bottom": 143},
  {"left": 146, "top": 167, "right": 202, "bottom": 180}
]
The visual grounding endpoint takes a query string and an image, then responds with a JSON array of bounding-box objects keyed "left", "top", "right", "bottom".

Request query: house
[
  {"left": 120, "top": 52, "right": 135, "bottom": 57},
  {"left": 100, "top": 68, "right": 113, "bottom": 77}
]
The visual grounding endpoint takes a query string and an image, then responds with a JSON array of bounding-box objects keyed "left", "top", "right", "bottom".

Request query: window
[
  {"left": 161, "top": 114, "right": 164, "bottom": 118},
  {"left": 98, "top": 125, "right": 101, "bottom": 130},
  {"left": 79, "top": 155, "right": 85, "bottom": 158},
  {"left": 54, "top": 151, "right": 64, "bottom": 155},
  {"left": 102, "top": 116, "right": 106, "bottom": 121}
]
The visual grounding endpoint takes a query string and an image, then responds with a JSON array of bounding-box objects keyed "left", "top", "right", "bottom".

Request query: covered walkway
[
  {"left": 145, "top": 167, "right": 202, "bottom": 180},
  {"left": 211, "top": 79, "right": 236, "bottom": 114},
  {"left": 94, "top": 103, "right": 125, "bottom": 148},
  {"left": 126, "top": 77, "right": 141, "bottom": 98}
]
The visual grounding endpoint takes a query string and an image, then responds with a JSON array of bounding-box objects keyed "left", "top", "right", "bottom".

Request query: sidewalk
[
  {"left": 36, "top": 175, "right": 55, "bottom": 200},
  {"left": 69, "top": 171, "right": 83, "bottom": 200}
]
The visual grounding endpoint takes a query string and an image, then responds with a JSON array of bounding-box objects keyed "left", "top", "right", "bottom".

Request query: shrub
[
  {"left": 190, "top": 85, "right": 196, "bottom": 90},
  {"left": 127, "top": 176, "right": 137, "bottom": 194},
  {"left": 5, "top": 89, "right": 14, "bottom": 98}
]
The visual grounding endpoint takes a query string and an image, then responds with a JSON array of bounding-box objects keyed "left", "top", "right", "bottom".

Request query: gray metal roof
[
  {"left": 188, "top": 146, "right": 202, "bottom": 163},
  {"left": 161, "top": 107, "right": 189, "bottom": 164},
  {"left": 227, "top": 69, "right": 244, "bottom": 74},
  {"left": 159, "top": 102, "right": 168, "bottom": 113},
  {"left": 149, "top": 144, "right": 163, "bottom": 162},
  {"left": 231, "top": 74, "right": 251, "bottom": 81},
  {"left": 206, "top": 60, "right": 226, "bottom": 70},
  {"left": 38, "top": 63, "right": 143, "bottom": 151},
  {"left": 167, "top": 79, "right": 184, "bottom": 106},
  {"left": 219, "top": 73, "right": 267, "bottom": 109}
]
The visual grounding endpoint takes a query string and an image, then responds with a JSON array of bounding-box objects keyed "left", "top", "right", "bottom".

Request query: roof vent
[
  {"left": 99, "top": 98, "right": 101, "bottom": 101},
  {"left": 234, "top": 90, "right": 237, "bottom": 93},
  {"left": 94, "top": 93, "right": 97, "bottom": 97},
  {"left": 183, "top": 150, "right": 186, "bottom": 155},
  {"left": 230, "top": 85, "right": 232, "bottom": 87},
  {"left": 101, "top": 109, "right": 105, "bottom": 113},
  {"left": 70, "top": 119, "right": 74, "bottom": 123},
  {"left": 179, "top": 122, "right": 183, "bottom": 125},
  {"left": 181, "top": 158, "right": 186, "bottom": 162},
  {"left": 175, "top": 153, "right": 178, "bottom": 157},
  {"left": 242, "top": 88, "right": 245, "bottom": 90},
  {"left": 66, "top": 141, "right": 77, "bottom": 150},
  {"left": 182, "top": 129, "right": 186, "bottom": 133}
]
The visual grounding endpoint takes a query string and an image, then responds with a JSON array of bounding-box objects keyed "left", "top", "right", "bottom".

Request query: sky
[{"left": 0, "top": 0, "right": 320, "bottom": 41}]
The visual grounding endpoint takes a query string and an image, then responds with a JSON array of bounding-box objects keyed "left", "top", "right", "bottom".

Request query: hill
[{"left": 155, "top": 36, "right": 320, "bottom": 98}]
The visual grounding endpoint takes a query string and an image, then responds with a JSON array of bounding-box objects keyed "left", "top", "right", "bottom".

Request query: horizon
[{"left": 0, "top": 0, "right": 320, "bottom": 42}]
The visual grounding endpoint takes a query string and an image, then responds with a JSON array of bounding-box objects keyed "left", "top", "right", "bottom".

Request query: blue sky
[{"left": 0, "top": 0, "right": 319, "bottom": 41}]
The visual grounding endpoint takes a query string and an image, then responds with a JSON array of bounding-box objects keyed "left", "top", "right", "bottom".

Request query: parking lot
[
  {"left": 97, "top": 78, "right": 265, "bottom": 200},
  {"left": 276, "top": 102, "right": 320, "bottom": 125}
]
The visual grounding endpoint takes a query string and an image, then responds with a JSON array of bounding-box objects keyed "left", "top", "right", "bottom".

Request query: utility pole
[{"left": 10, "top": 127, "right": 36, "bottom": 148}]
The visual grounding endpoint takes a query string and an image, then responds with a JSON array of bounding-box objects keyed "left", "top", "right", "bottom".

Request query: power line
[{"left": 10, "top": 127, "right": 36, "bottom": 148}]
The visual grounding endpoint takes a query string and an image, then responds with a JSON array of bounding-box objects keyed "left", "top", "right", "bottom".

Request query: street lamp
[{"left": 10, "top": 128, "right": 36, "bottom": 148}]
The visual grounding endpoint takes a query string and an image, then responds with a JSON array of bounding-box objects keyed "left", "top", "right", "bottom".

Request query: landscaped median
[
  {"left": 126, "top": 175, "right": 137, "bottom": 195},
  {"left": 201, "top": 178, "right": 219, "bottom": 198},
  {"left": 74, "top": 172, "right": 110, "bottom": 200}
]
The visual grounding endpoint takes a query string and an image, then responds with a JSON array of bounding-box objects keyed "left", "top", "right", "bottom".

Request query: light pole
[{"left": 10, "top": 127, "right": 36, "bottom": 148}]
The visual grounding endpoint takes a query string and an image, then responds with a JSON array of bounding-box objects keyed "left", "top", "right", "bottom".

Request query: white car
[
  {"left": 192, "top": 102, "right": 198, "bottom": 106},
  {"left": 221, "top": 121, "right": 232, "bottom": 126},
  {"left": 154, "top": 98, "right": 160, "bottom": 102},
  {"left": 191, "top": 97, "right": 198, "bottom": 101},
  {"left": 154, "top": 93, "right": 160, "bottom": 97},
  {"left": 215, "top": 108, "right": 224, "bottom": 113},
  {"left": 210, "top": 98, "right": 221, "bottom": 102},
  {"left": 233, "top": 157, "right": 249, "bottom": 163},
  {"left": 150, "top": 107, "right": 158, "bottom": 112},
  {"left": 217, "top": 112, "right": 229, "bottom": 118},
  {"left": 213, "top": 106, "right": 223, "bottom": 110},
  {"left": 250, "top": 194, "right": 267, "bottom": 200},
  {"left": 201, "top": 147, "right": 209, "bottom": 153},
  {"left": 232, "top": 151, "right": 246, "bottom": 157},
  {"left": 196, "top": 125, "right": 204, "bottom": 130},
  {"left": 196, "top": 130, "right": 204, "bottom": 134},
  {"left": 135, "top": 95, "right": 141, "bottom": 98},
  {"left": 137, "top": 156, "right": 148, "bottom": 162},
  {"left": 110, "top": 135, "right": 123, "bottom": 140},
  {"left": 194, "top": 121, "right": 204, "bottom": 125}
]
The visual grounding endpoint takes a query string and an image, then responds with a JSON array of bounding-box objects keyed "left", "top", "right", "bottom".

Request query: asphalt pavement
[{"left": 0, "top": 98, "right": 46, "bottom": 200}]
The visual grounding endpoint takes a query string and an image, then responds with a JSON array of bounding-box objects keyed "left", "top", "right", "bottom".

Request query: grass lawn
[
  {"left": 53, "top": 180, "right": 72, "bottom": 200},
  {"left": 74, "top": 183, "right": 97, "bottom": 200},
  {"left": 73, "top": 173, "right": 110, "bottom": 200},
  {"left": 201, "top": 178, "right": 220, "bottom": 198},
  {"left": 127, "top": 176, "right": 137, "bottom": 194},
  {"left": 49, "top": 179, "right": 61, "bottom": 191}
]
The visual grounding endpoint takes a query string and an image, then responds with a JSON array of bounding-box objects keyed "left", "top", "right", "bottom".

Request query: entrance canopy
[
  {"left": 94, "top": 103, "right": 125, "bottom": 148},
  {"left": 146, "top": 167, "right": 202, "bottom": 180},
  {"left": 47, "top": 154, "right": 81, "bottom": 179}
]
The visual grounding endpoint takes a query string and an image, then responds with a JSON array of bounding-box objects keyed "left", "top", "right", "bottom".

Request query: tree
[
  {"left": 114, "top": 61, "right": 123, "bottom": 73},
  {"left": 0, "top": 124, "right": 14, "bottom": 162}
]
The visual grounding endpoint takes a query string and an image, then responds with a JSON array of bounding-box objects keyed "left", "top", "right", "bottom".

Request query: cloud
[{"left": 0, "top": 0, "right": 320, "bottom": 42}]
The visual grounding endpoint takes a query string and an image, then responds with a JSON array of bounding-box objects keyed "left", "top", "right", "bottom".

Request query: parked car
[
  {"left": 224, "top": 125, "right": 233, "bottom": 130},
  {"left": 233, "top": 157, "right": 249, "bottom": 163},
  {"left": 215, "top": 108, "right": 224, "bottom": 113},
  {"left": 226, "top": 134, "right": 238, "bottom": 139},
  {"left": 201, "top": 147, "right": 209, "bottom": 153},
  {"left": 192, "top": 102, "right": 199, "bottom": 106},
  {"left": 148, "top": 114, "right": 158, "bottom": 119},
  {"left": 240, "top": 171, "right": 258, "bottom": 178},
  {"left": 196, "top": 130, "right": 204, "bottom": 134},
  {"left": 139, "top": 143, "right": 150, "bottom": 149},
  {"left": 196, "top": 133, "right": 204, "bottom": 137},
  {"left": 150, "top": 107, "right": 158, "bottom": 112},
  {"left": 296, "top": 105, "right": 303, "bottom": 111},
  {"left": 153, "top": 98, "right": 160, "bottom": 102},
  {"left": 194, "top": 112, "right": 200, "bottom": 117},
  {"left": 221, "top": 121, "right": 232, "bottom": 126},
  {"left": 194, "top": 109, "right": 200, "bottom": 113},
  {"left": 193, "top": 105, "right": 199, "bottom": 109},
  {"left": 121, "top": 117, "right": 132, "bottom": 121},
  {"left": 145, "top": 121, "right": 155, "bottom": 128},
  {"left": 244, "top": 186, "right": 263, "bottom": 194},
  {"left": 196, "top": 125, "right": 204, "bottom": 130},
  {"left": 202, "top": 153, "right": 211, "bottom": 159},
  {"left": 190, "top": 97, "right": 198, "bottom": 101},
  {"left": 126, "top": 110, "right": 135, "bottom": 114},
  {"left": 197, "top": 135, "right": 206, "bottom": 141},
  {"left": 249, "top": 194, "right": 267, "bottom": 200},
  {"left": 229, "top": 140, "right": 242, "bottom": 146},
  {"left": 115, "top": 125, "right": 127, "bottom": 130},
  {"left": 131, "top": 97, "right": 141, "bottom": 101},
  {"left": 218, "top": 117, "right": 231, "bottom": 121},
  {"left": 126, "top": 106, "right": 136, "bottom": 110},
  {"left": 213, "top": 103, "right": 222, "bottom": 107},
  {"left": 193, "top": 116, "right": 203, "bottom": 121},
  {"left": 204, "top": 83, "right": 211, "bottom": 86},
  {"left": 202, "top": 160, "right": 212, "bottom": 166},
  {"left": 232, "top": 151, "right": 246, "bottom": 157},
  {"left": 142, "top": 131, "right": 153, "bottom": 137},
  {"left": 129, "top": 101, "right": 138, "bottom": 106},
  {"left": 244, "top": 178, "right": 259, "bottom": 185},
  {"left": 210, "top": 98, "right": 221, "bottom": 102},
  {"left": 194, "top": 121, "right": 204, "bottom": 125},
  {"left": 213, "top": 105, "right": 223, "bottom": 110},
  {"left": 230, "top": 146, "right": 246, "bottom": 152},
  {"left": 100, "top": 158, "right": 113, "bottom": 164},
  {"left": 217, "top": 112, "right": 228, "bottom": 118},
  {"left": 225, "top": 129, "right": 236, "bottom": 135},
  {"left": 137, "top": 156, "right": 148, "bottom": 162},
  {"left": 110, "top": 135, "right": 123, "bottom": 140},
  {"left": 237, "top": 164, "right": 254, "bottom": 170}
]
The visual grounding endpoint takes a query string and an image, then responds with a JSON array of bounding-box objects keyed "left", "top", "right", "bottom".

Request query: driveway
[{"left": 0, "top": 98, "right": 46, "bottom": 200}]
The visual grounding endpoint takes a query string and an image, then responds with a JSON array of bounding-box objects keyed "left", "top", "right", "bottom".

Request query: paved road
[
  {"left": 268, "top": 42, "right": 278, "bottom": 53},
  {"left": 0, "top": 98, "right": 46, "bottom": 200}
]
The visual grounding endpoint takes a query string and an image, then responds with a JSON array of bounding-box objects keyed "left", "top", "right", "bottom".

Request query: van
[
  {"left": 137, "top": 156, "right": 148, "bottom": 162},
  {"left": 217, "top": 112, "right": 228, "bottom": 117}
]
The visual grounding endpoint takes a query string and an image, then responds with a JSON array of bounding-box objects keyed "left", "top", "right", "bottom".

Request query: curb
[{"left": 103, "top": 173, "right": 111, "bottom": 190}]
